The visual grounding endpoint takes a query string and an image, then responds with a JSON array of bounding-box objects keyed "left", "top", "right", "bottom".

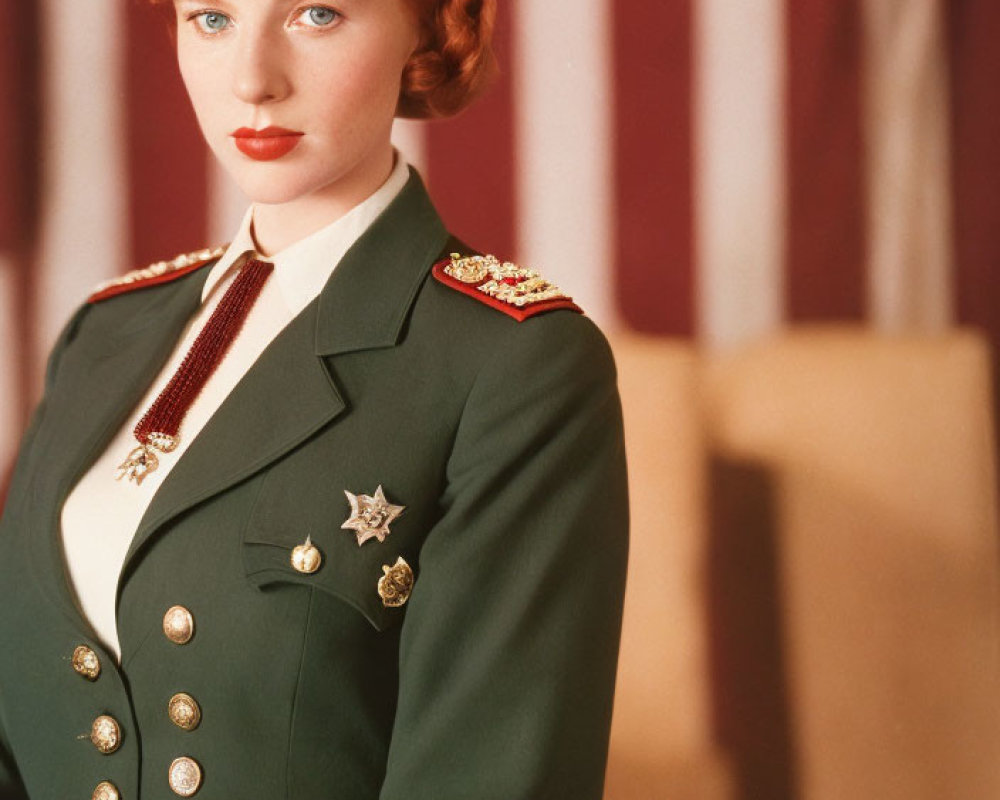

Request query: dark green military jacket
[{"left": 0, "top": 170, "right": 629, "bottom": 799}]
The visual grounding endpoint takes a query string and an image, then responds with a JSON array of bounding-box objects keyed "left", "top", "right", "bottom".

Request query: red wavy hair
[
  {"left": 399, "top": 0, "right": 497, "bottom": 118},
  {"left": 147, "top": 0, "right": 497, "bottom": 119}
]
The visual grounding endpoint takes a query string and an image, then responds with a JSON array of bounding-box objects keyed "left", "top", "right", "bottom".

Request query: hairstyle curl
[{"left": 399, "top": 0, "right": 498, "bottom": 119}]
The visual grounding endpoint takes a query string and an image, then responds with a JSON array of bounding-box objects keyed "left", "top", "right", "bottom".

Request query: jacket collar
[
  {"left": 82, "top": 165, "right": 449, "bottom": 361},
  {"left": 198, "top": 149, "right": 413, "bottom": 311},
  {"left": 314, "top": 165, "right": 449, "bottom": 355}
]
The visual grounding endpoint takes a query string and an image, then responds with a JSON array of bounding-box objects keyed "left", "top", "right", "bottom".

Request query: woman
[{"left": 0, "top": 1, "right": 629, "bottom": 797}]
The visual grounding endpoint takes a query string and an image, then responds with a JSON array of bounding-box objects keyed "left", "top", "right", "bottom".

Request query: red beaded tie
[{"left": 116, "top": 257, "right": 274, "bottom": 485}]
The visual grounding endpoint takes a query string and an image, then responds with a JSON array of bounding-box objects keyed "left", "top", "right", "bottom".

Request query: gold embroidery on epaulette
[
  {"left": 91, "top": 245, "right": 227, "bottom": 295},
  {"left": 445, "top": 253, "right": 571, "bottom": 307},
  {"left": 444, "top": 253, "right": 493, "bottom": 284}
]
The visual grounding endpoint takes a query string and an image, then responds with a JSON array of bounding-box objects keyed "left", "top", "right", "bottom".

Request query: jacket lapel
[{"left": 120, "top": 168, "right": 449, "bottom": 574}]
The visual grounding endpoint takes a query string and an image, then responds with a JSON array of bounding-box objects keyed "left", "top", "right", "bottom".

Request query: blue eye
[
  {"left": 294, "top": 6, "right": 341, "bottom": 28},
  {"left": 192, "top": 11, "right": 232, "bottom": 34}
]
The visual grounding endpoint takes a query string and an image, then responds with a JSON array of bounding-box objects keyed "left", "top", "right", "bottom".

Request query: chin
[
  {"left": 238, "top": 181, "right": 313, "bottom": 206},
  {"left": 224, "top": 166, "right": 319, "bottom": 206}
]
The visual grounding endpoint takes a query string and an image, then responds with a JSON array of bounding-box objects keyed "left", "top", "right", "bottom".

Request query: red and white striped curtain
[{"left": 2, "top": 0, "right": 999, "bottom": 483}]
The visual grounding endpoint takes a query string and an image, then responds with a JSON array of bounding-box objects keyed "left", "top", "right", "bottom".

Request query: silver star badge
[{"left": 342, "top": 485, "right": 405, "bottom": 546}]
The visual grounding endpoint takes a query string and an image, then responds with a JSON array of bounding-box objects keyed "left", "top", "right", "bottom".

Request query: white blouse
[{"left": 59, "top": 153, "right": 411, "bottom": 663}]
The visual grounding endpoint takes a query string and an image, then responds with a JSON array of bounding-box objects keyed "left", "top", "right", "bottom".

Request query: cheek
[
  {"left": 177, "top": 45, "right": 226, "bottom": 128},
  {"left": 183, "top": 85, "right": 221, "bottom": 146},
  {"left": 330, "top": 49, "right": 407, "bottom": 113},
  {"left": 301, "top": 55, "right": 402, "bottom": 136},
  {"left": 176, "top": 41, "right": 200, "bottom": 97}
]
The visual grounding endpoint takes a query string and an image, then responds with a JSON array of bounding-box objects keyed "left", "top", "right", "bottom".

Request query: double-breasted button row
[
  {"left": 72, "top": 647, "right": 120, "bottom": 795},
  {"left": 72, "top": 645, "right": 101, "bottom": 681},
  {"left": 163, "top": 605, "right": 195, "bottom": 644},
  {"left": 92, "top": 779, "right": 120, "bottom": 800},
  {"left": 165, "top": 692, "right": 203, "bottom": 795},
  {"left": 161, "top": 607, "right": 203, "bottom": 794},
  {"left": 169, "top": 756, "right": 203, "bottom": 796},
  {"left": 168, "top": 692, "right": 202, "bottom": 731},
  {"left": 90, "top": 714, "right": 122, "bottom": 754}
]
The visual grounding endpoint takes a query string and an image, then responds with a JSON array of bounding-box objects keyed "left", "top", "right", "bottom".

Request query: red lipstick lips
[{"left": 231, "top": 126, "right": 304, "bottom": 161}]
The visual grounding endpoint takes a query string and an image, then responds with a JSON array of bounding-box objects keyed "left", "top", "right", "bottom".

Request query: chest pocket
[{"left": 241, "top": 470, "right": 420, "bottom": 633}]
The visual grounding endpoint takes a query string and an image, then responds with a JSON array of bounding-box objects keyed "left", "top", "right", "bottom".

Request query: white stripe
[
  {"left": 695, "top": 0, "right": 785, "bottom": 349},
  {"left": 0, "top": 258, "right": 20, "bottom": 468},
  {"left": 35, "top": 0, "right": 129, "bottom": 376},
  {"left": 863, "top": 0, "right": 954, "bottom": 332},
  {"left": 513, "top": 0, "right": 616, "bottom": 328}
]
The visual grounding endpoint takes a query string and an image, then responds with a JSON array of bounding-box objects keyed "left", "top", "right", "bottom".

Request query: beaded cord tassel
[{"left": 116, "top": 257, "right": 274, "bottom": 485}]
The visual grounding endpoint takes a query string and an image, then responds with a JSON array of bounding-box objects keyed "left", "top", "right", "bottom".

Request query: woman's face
[{"left": 173, "top": 0, "right": 419, "bottom": 206}]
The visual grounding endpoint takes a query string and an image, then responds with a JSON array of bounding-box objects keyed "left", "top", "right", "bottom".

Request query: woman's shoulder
[
  {"left": 428, "top": 251, "right": 584, "bottom": 322},
  {"left": 86, "top": 245, "right": 227, "bottom": 304},
  {"left": 415, "top": 241, "right": 617, "bottom": 386}
]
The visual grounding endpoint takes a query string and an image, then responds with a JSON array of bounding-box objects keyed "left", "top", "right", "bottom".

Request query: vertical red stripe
[
  {"left": 126, "top": 3, "right": 208, "bottom": 268},
  {"left": 786, "top": 0, "right": 866, "bottom": 321},
  {"left": 424, "top": 3, "right": 515, "bottom": 260},
  {"left": 948, "top": 1, "right": 1000, "bottom": 497},
  {"left": 948, "top": 4, "right": 1000, "bottom": 352},
  {"left": 0, "top": 2, "right": 42, "bottom": 443},
  {"left": 0, "top": 3, "right": 41, "bottom": 253},
  {"left": 613, "top": 0, "right": 694, "bottom": 336}
]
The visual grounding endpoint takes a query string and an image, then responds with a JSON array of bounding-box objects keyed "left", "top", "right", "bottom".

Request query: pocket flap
[{"left": 242, "top": 482, "right": 416, "bottom": 633}]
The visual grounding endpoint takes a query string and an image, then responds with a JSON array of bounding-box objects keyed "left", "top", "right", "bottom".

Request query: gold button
[
  {"left": 377, "top": 557, "right": 414, "bottom": 608},
  {"left": 90, "top": 715, "right": 122, "bottom": 754},
  {"left": 168, "top": 756, "right": 202, "bottom": 796},
  {"left": 290, "top": 536, "right": 322, "bottom": 574},
  {"left": 72, "top": 645, "right": 101, "bottom": 681},
  {"left": 168, "top": 692, "right": 202, "bottom": 731},
  {"left": 163, "top": 605, "right": 195, "bottom": 645},
  {"left": 92, "top": 780, "right": 120, "bottom": 800}
]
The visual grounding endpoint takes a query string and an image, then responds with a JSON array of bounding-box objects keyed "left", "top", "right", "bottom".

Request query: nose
[{"left": 230, "top": 26, "right": 292, "bottom": 106}]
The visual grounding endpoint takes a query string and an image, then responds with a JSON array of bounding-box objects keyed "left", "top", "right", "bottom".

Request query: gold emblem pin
[
  {"left": 444, "top": 253, "right": 572, "bottom": 307},
  {"left": 290, "top": 536, "right": 323, "bottom": 574},
  {"left": 342, "top": 485, "right": 405, "bottom": 546},
  {"left": 115, "top": 432, "right": 179, "bottom": 485},
  {"left": 444, "top": 252, "right": 491, "bottom": 283},
  {"left": 378, "top": 557, "right": 414, "bottom": 608}
]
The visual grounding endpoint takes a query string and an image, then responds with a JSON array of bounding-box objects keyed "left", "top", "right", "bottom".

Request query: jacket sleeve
[
  {"left": 0, "top": 707, "right": 26, "bottom": 800},
  {"left": 1, "top": 302, "right": 88, "bottom": 510},
  {"left": 0, "top": 304, "right": 88, "bottom": 800},
  {"left": 379, "top": 312, "right": 630, "bottom": 800}
]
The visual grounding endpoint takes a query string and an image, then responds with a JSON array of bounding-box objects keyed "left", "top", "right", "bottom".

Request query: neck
[{"left": 249, "top": 145, "right": 396, "bottom": 256}]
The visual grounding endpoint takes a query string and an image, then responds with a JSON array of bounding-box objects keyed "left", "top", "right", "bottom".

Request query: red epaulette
[
  {"left": 87, "top": 245, "right": 228, "bottom": 304},
  {"left": 431, "top": 253, "right": 583, "bottom": 322}
]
